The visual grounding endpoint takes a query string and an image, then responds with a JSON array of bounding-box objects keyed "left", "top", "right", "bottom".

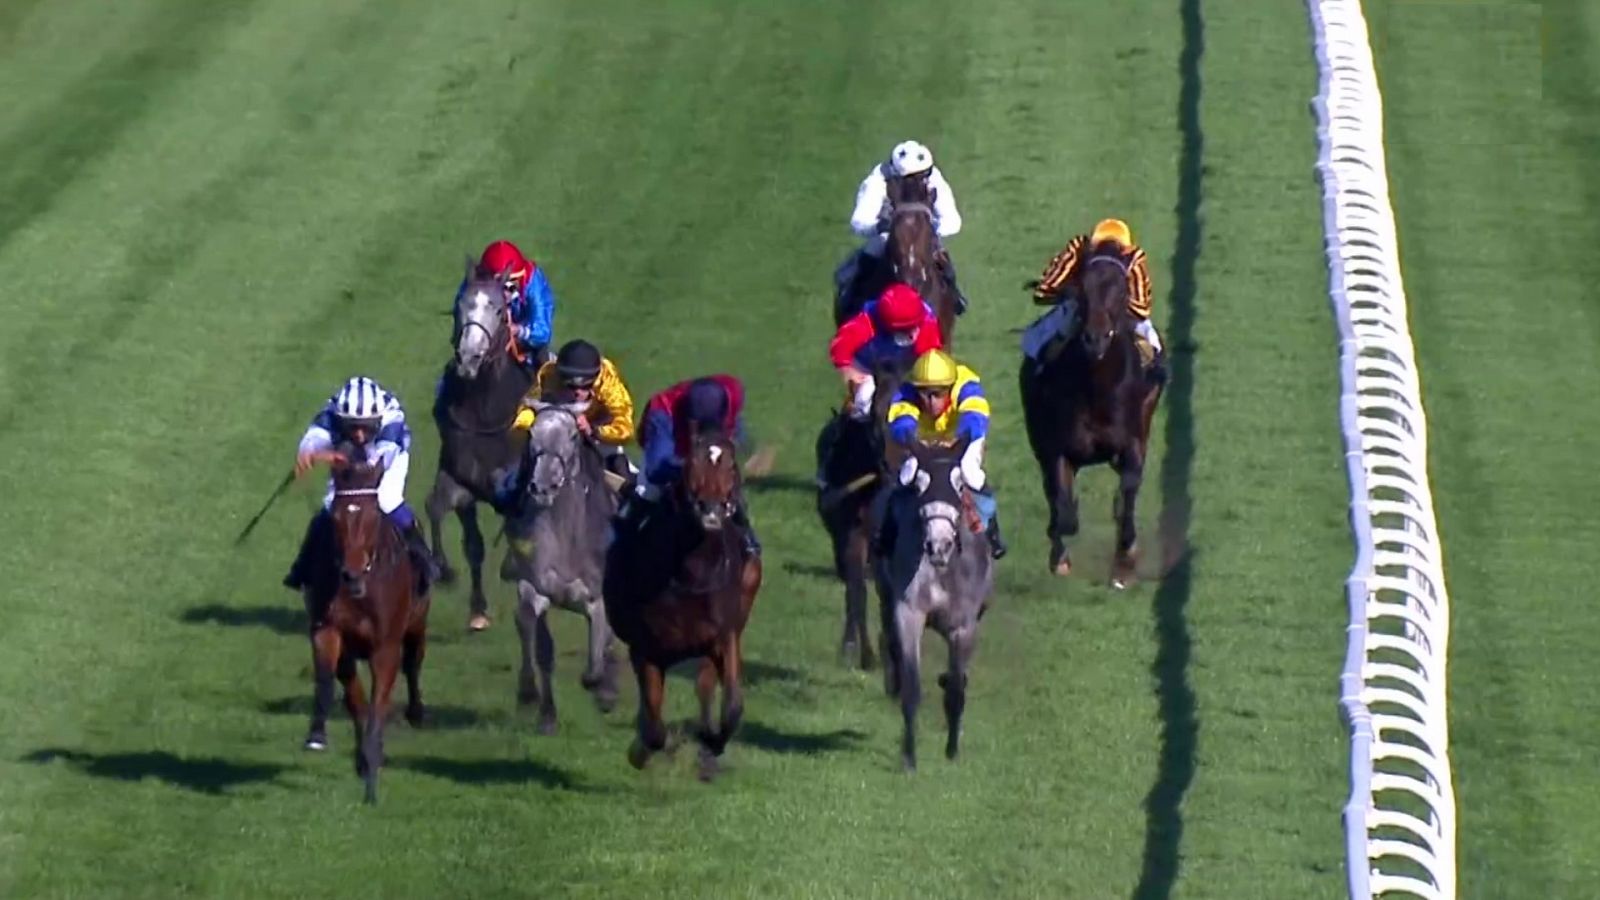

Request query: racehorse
[
  {"left": 304, "top": 454, "right": 431, "bottom": 804},
  {"left": 1019, "top": 241, "right": 1164, "bottom": 588},
  {"left": 814, "top": 356, "right": 906, "bottom": 670},
  {"left": 503, "top": 401, "right": 621, "bottom": 733},
  {"left": 604, "top": 429, "right": 762, "bottom": 781},
  {"left": 833, "top": 175, "right": 959, "bottom": 341},
  {"left": 426, "top": 258, "right": 536, "bottom": 631},
  {"left": 876, "top": 436, "right": 994, "bottom": 772},
  {"left": 884, "top": 174, "right": 959, "bottom": 344}
]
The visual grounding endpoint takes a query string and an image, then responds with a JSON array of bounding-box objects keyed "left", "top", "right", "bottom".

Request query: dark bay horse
[
  {"left": 1019, "top": 242, "right": 1164, "bottom": 588},
  {"left": 814, "top": 357, "right": 906, "bottom": 670},
  {"left": 427, "top": 258, "right": 535, "bottom": 631},
  {"left": 885, "top": 174, "right": 958, "bottom": 343},
  {"left": 876, "top": 437, "right": 994, "bottom": 771},
  {"left": 306, "top": 456, "right": 431, "bottom": 804},
  {"left": 604, "top": 430, "right": 762, "bottom": 781}
]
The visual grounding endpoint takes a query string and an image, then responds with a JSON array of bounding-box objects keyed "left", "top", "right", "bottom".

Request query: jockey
[
  {"left": 461, "top": 240, "right": 556, "bottom": 367},
  {"left": 1022, "top": 218, "right": 1164, "bottom": 375},
  {"left": 635, "top": 375, "right": 760, "bottom": 557},
  {"left": 882, "top": 349, "right": 1006, "bottom": 559},
  {"left": 829, "top": 282, "right": 944, "bottom": 421},
  {"left": 510, "top": 338, "right": 637, "bottom": 485},
  {"left": 283, "top": 376, "right": 439, "bottom": 596},
  {"left": 834, "top": 140, "right": 966, "bottom": 321}
]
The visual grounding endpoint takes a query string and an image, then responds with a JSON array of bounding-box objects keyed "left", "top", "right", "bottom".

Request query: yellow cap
[
  {"left": 1090, "top": 218, "right": 1133, "bottom": 247},
  {"left": 909, "top": 349, "right": 959, "bottom": 388}
]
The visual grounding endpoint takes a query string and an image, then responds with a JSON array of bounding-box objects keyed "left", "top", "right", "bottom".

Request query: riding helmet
[
  {"left": 477, "top": 240, "right": 532, "bottom": 289},
  {"left": 1090, "top": 218, "right": 1133, "bottom": 248},
  {"left": 685, "top": 378, "right": 730, "bottom": 428},
  {"left": 876, "top": 283, "right": 927, "bottom": 331},
  {"left": 555, "top": 339, "right": 603, "bottom": 386},
  {"left": 909, "top": 350, "right": 959, "bottom": 389}
]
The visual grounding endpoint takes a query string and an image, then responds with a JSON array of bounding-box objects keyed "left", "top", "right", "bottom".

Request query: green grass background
[{"left": 0, "top": 0, "right": 1586, "bottom": 896}]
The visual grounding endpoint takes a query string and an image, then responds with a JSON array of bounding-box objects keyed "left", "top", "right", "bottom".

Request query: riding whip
[{"left": 233, "top": 469, "right": 297, "bottom": 545}]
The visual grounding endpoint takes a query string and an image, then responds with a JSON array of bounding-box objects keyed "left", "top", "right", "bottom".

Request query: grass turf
[{"left": 0, "top": 0, "right": 1361, "bottom": 896}]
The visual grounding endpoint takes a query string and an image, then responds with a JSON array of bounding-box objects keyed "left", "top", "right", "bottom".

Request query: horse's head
[
  {"left": 1080, "top": 242, "right": 1132, "bottom": 362},
  {"left": 453, "top": 255, "right": 513, "bottom": 379},
  {"left": 329, "top": 454, "right": 385, "bottom": 598},
  {"left": 682, "top": 429, "right": 741, "bottom": 531},
  {"left": 899, "top": 436, "right": 972, "bottom": 570},
  {"left": 522, "top": 400, "right": 590, "bottom": 508},
  {"left": 885, "top": 175, "right": 936, "bottom": 287}
]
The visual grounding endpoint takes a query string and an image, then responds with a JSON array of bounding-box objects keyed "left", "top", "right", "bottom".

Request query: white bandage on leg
[
  {"left": 850, "top": 376, "right": 877, "bottom": 419},
  {"left": 959, "top": 437, "right": 987, "bottom": 492},
  {"left": 1134, "top": 317, "right": 1164, "bottom": 354}
]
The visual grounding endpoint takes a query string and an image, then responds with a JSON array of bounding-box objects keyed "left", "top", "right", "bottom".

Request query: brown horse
[
  {"left": 305, "top": 455, "right": 431, "bottom": 804},
  {"left": 1019, "top": 241, "right": 1164, "bottom": 588},
  {"left": 885, "top": 174, "right": 959, "bottom": 343},
  {"left": 604, "top": 429, "right": 762, "bottom": 781},
  {"left": 814, "top": 355, "right": 907, "bottom": 670}
]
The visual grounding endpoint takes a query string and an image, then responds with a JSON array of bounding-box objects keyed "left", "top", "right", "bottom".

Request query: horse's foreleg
[
  {"left": 458, "top": 504, "right": 489, "bottom": 627},
  {"left": 628, "top": 648, "right": 668, "bottom": 770},
  {"left": 402, "top": 624, "right": 427, "bottom": 727},
  {"left": 582, "top": 600, "right": 620, "bottom": 713},
  {"left": 695, "top": 658, "right": 717, "bottom": 742},
  {"left": 894, "top": 602, "right": 926, "bottom": 773},
  {"left": 514, "top": 582, "right": 557, "bottom": 733},
  {"left": 1042, "top": 454, "right": 1078, "bottom": 577},
  {"left": 942, "top": 623, "right": 977, "bottom": 761},
  {"left": 719, "top": 634, "right": 745, "bottom": 753},
  {"left": 361, "top": 645, "right": 401, "bottom": 805},
  {"left": 338, "top": 648, "right": 367, "bottom": 779},
  {"left": 425, "top": 472, "right": 457, "bottom": 586},
  {"left": 306, "top": 623, "right": 341, "bottom": 751},
  {"left": 1112, "top": 450, "right": 1146, "bottom": 590},
  {"left": 842, "top": 527, "right": 874, "bottom": 671}
]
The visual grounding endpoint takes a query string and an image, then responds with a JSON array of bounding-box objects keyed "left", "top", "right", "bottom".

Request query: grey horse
[
  {"left": 427, "top": 258, "right": 537, "bottom": 631},
  {"left": 506, "top": 402, "right": 622, "bottom": 734},
  {"left": 875, "top": 436, "right": 994, "bottom": 772}
]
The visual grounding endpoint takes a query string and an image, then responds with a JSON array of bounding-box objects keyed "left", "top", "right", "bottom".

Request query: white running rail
[{"left": 1306, "top": 1, "right": 1457, "bottom": 897}]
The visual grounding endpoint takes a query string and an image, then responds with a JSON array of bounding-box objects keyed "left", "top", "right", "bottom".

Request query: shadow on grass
[
  {"left": 180, "top": 603, "right": 303, "bottom": 636},
  {"left": 745, "top": 473, "right": 818, "bottom": 496},
  {"left": 396, "top": 754, "right": 600, "bottom": 792},
  {"left": 21, "top": 748, "right": 286, "bottom": 795},
  {"left": 666, "top": 659, "right": 809, "bottom": 688},
  {"left": 258, "top": 696, "right": 498, "bottom": 730},
  {"left": 736, "top": 720, "right": 866, "bottom": 756},
  {"left": 780, "top": 560, "right": 838, "bottom": 581}
]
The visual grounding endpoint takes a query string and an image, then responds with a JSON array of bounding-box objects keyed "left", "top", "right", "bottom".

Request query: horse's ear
[
  {"left": 498, "top": 264, "right": 515, "bottom": 283},
  {"left": 529, "top": 398, "right": 550, "bottom": 413},
  {"left": 561, "top": 401, "right": 589, "bottom": 418},
  {"left": 465, "top": 254, "right": 477, "bottom": 281}
]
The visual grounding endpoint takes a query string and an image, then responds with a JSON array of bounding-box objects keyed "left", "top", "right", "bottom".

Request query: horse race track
[{"left": 1, "top": 1, "right": 1594, "bottom": 897}]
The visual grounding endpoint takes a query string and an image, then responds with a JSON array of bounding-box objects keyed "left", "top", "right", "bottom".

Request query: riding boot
[
  {"left": 402, "top": 522, "right": 439, "bottom": 595},
  {"left": 941, "top": 253, "right": 969, "bottom": 316},
  {"left": 283, "top": 512, "right": 330, "bottom": 590},
  {"left": 986, "top": 511, "right": 1008, "bottom": 560},
  {"left": 731, "top": 496, "right": 761, "bottom": 558},
  {"left": 1148, "top": 349, "right": 1171, "bottom": 386}
]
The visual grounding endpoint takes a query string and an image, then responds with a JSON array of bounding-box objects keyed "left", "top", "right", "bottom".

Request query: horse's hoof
[
  {"left": 536, "top": 715, "right": 558, "bottom": 737},
  {"left": 627, "top": 740, "right": 650, "bottom": 770},
  {"left": 405, "top": 705, "right": 427, "bottom": 728},
  {"left": 696, "top": 747, "right": 721, "bottom": 783},
  {"left": 435, "top": 563, "right": 457, "bottom": 586},
  {"left": 1111, "top": 577, "right": 1129, "bottom": 591},
  {"left": 594, "top": 691, "right": 618, "bottom": 715},
  {"left": 1052, "top": 559, "right": 1073, "bottom": 577},
  {"left": 901, "top": 754, "right": 917, "bottom": 774},
  {"left": 467, "top": 613, "right": 491, "bottom": 632},
  {"left": 303, "top": 733, "right": 328, "bottom": 752}
]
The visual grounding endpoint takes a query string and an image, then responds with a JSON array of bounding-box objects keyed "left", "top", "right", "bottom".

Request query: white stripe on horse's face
[{"left": 708, "top": 444, "right": 723, "bottom": 465}]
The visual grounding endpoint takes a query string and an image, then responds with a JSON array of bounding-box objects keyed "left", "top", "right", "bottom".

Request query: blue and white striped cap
[{"left": 333, "top": 376, "right": 388, "bottom": 420}]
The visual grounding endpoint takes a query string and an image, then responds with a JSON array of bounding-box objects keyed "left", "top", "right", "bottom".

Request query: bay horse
[
  {"left": 814, "top": 356, "right": 906, "bottom": 670},
  {"left": 426, "top": 257, "right": 536, "bottom": 631},
  {"left": 876, "top": 436, "right": 994, "bottom": 772},
  {"left": 884, "top": 174, "right": 959, "bottom": 344},
  {"left": 1019, "top": 241, "right": 1164, "bottom": 588},
  {"left": 604, "top": 429, "right": 762, "bottom": 781},
  {"left": 305, "top": 455, "right": 431, "bottom": 805}
]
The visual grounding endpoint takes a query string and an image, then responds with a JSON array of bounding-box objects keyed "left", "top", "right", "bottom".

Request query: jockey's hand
[
  {"left": 1023, "top": 278, "right": 1042, "bottom": 292},
  {"left": 295, "top": 450, "right": 345, "bottom": 478},
  {"left": 575, "top": 415, "right": 593, "bottom": 437}
]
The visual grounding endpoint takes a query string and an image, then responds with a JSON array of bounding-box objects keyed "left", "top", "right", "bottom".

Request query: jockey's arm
[
  {"left": 828, "top": 312, "right": 876, "bottom": 374},
  {"left": 886, "top": 389, "right": 920, "bottom": 445},
  {"left": 593, "top": 363, "right": 635, "bottom": 445},
  {"left": 1033, "top": 235, "right": 1086, "bottom": 303},
  {"left": 370, "top": 436, "right": 411, "bottom": 515},
  {"left": 929, "top": 169, "right": 962, "bottom": 238},
  {"left": 849, "top": 168, "right": 888, "bottom": 238},
  {"left": 1128, "top": 248, "right": 1154, "bottom": 320},
  {"left": 519, "top": 269, "right": 555, "bottom": 348},
  {"left": 510, "top": 366, "right": 555, "bottom": 430}
]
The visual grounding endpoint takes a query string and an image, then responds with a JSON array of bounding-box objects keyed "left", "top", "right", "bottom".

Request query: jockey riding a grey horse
[
  {"left": 283, "top": 376, "right": 439, "bottom": 595},
  {"left": 834, "top": 140, "right": 967, "bottom": 321}
]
